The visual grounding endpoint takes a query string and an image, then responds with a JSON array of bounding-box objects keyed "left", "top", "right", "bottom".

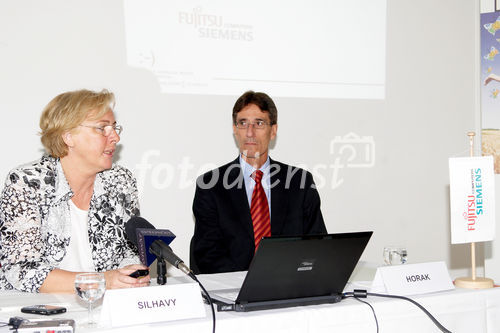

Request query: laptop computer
[{"left": 207, "top": 231, "right": 373, "bottom": 312}]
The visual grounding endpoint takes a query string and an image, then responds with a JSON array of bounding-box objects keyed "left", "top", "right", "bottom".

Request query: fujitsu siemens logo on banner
[{"left": 464, "top": 168, "right": 484, "bottom": 231}]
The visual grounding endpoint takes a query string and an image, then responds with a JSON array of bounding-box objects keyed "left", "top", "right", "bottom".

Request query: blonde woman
[{"left": 0, "top": 89, "right": 149, "bottom": 293}]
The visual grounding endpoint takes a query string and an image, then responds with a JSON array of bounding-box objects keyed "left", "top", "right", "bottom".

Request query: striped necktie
[{"left": 250, "top": 170, "right": 271, "bottom": 251}]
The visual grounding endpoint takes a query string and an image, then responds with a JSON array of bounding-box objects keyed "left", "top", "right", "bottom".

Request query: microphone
[
  {"left": 126, "top": 217, "right": 215, "bottom": 333},
  {"left": 125, "top": 217, "right": 193, "bottom": 276}
]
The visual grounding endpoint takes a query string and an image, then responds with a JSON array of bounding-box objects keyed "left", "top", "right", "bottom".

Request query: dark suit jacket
[{"left": 190, "top": 158, "right": 327, "bottom": 274}]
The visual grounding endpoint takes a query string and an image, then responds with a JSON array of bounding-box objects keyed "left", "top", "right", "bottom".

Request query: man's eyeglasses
[
  {"left": 79, "top": 124, "right": 123, "bottom": 136},
  {"left": 234, "top": 120, "right": 270, "bottom": 130}
]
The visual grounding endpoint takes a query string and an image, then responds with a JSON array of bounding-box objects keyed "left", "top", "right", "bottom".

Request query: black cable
[
  {"left": 343, "top": 290, "right": 451, "bottom": 333},
  {"left": 367, "top": 292, "right": 451, "bottom": 333},
  {"left": 0, "top": 322, "right": 8, "bottom": 327},
  {"left": 190, "top": 273, "right": 216, "bottom": 333},
  {"left": 346, "top": 295, "right": 379, "bottom": 333}
]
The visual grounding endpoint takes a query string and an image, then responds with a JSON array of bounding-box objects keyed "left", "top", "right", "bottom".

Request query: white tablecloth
[{"left": 1, "top": 270, "right": 499, "bottom": 333}]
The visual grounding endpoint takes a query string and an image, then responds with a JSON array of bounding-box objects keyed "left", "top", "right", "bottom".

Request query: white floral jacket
[{"left": 0, "top": 156, "right": 141, "bottom": 292}]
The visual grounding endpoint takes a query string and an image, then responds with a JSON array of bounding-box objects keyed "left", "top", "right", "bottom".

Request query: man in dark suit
[{"left": 190, "top": 91, "right": 327, "bottom": 274}]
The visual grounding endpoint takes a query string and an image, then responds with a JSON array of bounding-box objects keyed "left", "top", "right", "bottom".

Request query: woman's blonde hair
[{"left": 39, "top": 89, "right": 115, "bottom": 157}]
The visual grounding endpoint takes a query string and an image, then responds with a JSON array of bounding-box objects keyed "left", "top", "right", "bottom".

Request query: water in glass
[
  {"left": 383, "top": 246, "right": 407, "bottom": 265},
  {"left": 75, "top": 272, "right": 106, "bottom": 327}
]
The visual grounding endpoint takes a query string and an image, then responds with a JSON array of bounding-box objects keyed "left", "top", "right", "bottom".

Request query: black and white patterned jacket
[{"left": 0, "top": 155, "right": 141, "bottom": 292}]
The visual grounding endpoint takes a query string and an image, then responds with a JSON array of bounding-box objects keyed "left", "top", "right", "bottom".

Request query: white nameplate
[
  {"left": 100, "top": 282, "right": 206, "bottom": 327},
  {"left": 370, "top": 261, "right": 454, "bottom": 296}
]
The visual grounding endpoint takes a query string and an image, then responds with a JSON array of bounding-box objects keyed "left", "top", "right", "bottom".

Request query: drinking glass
[
  {"left": 75, "top": 272, "right": 106, "bottom": 327},
  {"left": 383, "top": 246, "right": 407, "bottom": 265}
]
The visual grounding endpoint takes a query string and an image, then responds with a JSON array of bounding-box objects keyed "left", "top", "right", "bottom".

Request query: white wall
[{"left": 0, "top": 0, "right": 484, "bottom": 279}]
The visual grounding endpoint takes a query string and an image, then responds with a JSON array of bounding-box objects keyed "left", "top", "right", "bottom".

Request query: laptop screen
[{"left": 236, "top": 232, "right": 373, "bottom": 303}]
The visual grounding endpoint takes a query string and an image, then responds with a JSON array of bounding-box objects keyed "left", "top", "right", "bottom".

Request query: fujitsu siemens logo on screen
[
  {"left": 464, "top": 168, "right": 484, "bottom": 231},
  {"left": 178, "top": 7, "right": 254, "bottom": 41}
]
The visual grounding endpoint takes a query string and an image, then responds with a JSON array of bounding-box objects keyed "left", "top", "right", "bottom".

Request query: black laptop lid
[{"left": 236, "top": 231, "right": 373, "bottom": 303}]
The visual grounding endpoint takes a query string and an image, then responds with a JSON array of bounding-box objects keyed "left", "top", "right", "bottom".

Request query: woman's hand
[{"left": 104, "top": 264, "right": 151, "bottom": 289}]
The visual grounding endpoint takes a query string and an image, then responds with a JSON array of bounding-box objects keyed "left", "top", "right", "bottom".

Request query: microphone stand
[{"left": 156, "top": 258, "right": 167, "bottom": 285}]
